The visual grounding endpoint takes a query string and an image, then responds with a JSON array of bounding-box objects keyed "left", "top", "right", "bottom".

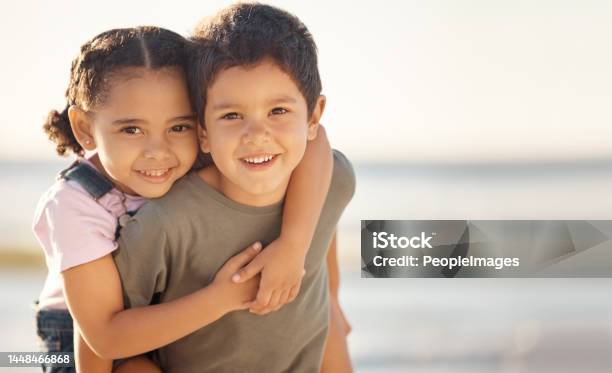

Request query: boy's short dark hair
[{"left": 188, "top": 3, "right": 322, "bottom": 125}]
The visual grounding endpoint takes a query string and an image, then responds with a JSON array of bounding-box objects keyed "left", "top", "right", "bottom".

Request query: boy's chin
[{"left": 237, "top": 179, "right": 287, "bottom": 198}]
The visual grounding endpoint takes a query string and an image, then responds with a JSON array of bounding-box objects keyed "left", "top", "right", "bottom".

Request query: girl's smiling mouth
[{"left": 135, "top": 167, "right": 174, "bottom": 183}]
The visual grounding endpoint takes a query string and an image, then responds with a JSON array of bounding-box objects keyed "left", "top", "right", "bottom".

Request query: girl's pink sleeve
[{"left": 33, "top": 182, "right": 118, "bottom": 272}]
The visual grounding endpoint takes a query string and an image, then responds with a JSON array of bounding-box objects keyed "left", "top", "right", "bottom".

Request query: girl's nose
[{"left": 143, "top": 137, "right": 172, "bottom": 160}]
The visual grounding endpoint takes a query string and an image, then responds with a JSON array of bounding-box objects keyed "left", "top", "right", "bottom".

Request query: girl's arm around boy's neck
[{"left": 281, "top": 125, "right": 333, "bottom": 251}]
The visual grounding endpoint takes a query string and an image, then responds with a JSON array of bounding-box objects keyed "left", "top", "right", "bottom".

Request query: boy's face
[{"left": 200, "top": 59, "right": 323, "bottom": 205}]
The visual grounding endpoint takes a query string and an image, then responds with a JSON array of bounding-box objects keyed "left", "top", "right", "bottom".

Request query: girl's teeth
[{"left": 140, "top": 169, "right": 169, "bottom": 177}]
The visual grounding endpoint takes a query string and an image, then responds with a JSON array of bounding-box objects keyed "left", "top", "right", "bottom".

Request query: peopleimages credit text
[{"left": 371, "top": 232, "right": 520, "bottom": 270}]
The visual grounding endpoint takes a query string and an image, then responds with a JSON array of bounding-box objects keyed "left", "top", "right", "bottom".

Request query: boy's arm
[
  {"left": 233, "top": 126, "right": 333, "bottom": 314},
  {"left": 62, "top": 210, "right": 262, "bottom": 360}
]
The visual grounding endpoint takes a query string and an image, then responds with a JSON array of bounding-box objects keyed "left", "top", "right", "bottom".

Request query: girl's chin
[
  {"left": 138, "top": 188, "right": 171, "bottom": 199},
  {"left": 128, "top": 183, "right": 172, "bottom": 198}
]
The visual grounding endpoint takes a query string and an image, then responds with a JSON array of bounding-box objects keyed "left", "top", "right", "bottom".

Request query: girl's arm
[
  {"left": 326, "top": 232, "right": 351, "bottom": 335},
  {"left": 321, "top": 231, "right": 353, "bottom": 373},
  {"left": 282, "top": 125, "right": 333, "bottom": 256},
  {"left": 62, "top": 242, "right": 261, "bottom": 360},
  {"left": 73, "top": 323, "right": 112, "bottom": 373},
  {"left": 327, "top": 232, "right": 341, "bottom": 298},
  {"left": 233, "top": 126, "right": 334, "bottom": 314}
]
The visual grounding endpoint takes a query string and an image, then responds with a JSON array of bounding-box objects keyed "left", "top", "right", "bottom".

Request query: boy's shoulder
[
  {"left": 132, "top": 151, "right": 355, "bottom": 229},
  {"left": 132, "top": 171, "right": 220, "bottom": 226},
  {"left": 329, "top": 149, "right": 356, "bottom": 203},
  {"left": 117, "top": 173, "right": 210, "bottom": 257},
  {"left": 135, "top": 171, "right": 197, "bottom": 214}
]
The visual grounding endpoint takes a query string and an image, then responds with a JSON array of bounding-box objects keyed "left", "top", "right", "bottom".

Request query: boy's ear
[
  {"left": 68, "top": 106, "right": 96, "bottom": 151},
  {"left": 197, "top": 124, "right": 211, "bottom": 153},
  {"left": 307, "top": 95, "right": 326, "bottom": 141}
]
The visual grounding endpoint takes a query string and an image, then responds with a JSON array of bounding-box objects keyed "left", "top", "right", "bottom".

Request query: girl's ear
[
  {"left": 68, "top": 106, "right": 96, "bottom": 151},
  {"left": 307, "top": 95, "right": 326, "bottom": 141},
  {"left": 197, "top": 124, "right": 211, "bottom": 153}
]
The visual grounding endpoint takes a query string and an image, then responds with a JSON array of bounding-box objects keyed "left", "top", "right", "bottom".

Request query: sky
[{"left": 1, "top": 0, "right": 611, "bottom": 163}]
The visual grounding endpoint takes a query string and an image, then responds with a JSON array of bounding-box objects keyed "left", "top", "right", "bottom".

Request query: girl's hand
[
  {"left": 231, "top": 237, "right": 306, "bottom": 315},
  {"left": 212, "top": 242, "right": 262, "bottom": 313},
  {"left": 330, "top": 296, "right": 352, "bottom": 336}
]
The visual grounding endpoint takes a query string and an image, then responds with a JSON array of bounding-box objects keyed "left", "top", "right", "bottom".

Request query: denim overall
[{"left": 33, "top": 161, "right": 119, "bottom": 372}]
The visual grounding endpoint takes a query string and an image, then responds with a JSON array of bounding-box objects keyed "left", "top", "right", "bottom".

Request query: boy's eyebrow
[
  {"left": 211, "top": 96, "right": 298, "bottom": 111},
  {"left": 267, "top": 95, "right": 297, "bottom": 105}
]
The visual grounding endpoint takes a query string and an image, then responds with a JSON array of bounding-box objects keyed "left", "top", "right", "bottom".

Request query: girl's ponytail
[{"left": 42, "top": 105, "right": 83, "bottom": 156}]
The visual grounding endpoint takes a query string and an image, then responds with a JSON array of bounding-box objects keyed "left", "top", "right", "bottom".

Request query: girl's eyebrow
[
  {"left": 112, "top": 114, "right": 196, "bottom": 125},
  {"left": 211, "top": 102, "right": 238, "bottom": 111},
  {"left": 112, "top": 118, "right": 146, "bottom": 125},
  {"left": 169, "top": 114, "right": 197, "bottom": 122}
]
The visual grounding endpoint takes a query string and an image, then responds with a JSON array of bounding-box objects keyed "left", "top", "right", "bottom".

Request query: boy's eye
[
  {"left": 221, "top": 112, "right": 241, "bottom": 120},
  {"left": 170, "top": 124, "right": 193, "bottom": 132},
  {"left": 121, "top": 127, "right": 142, "bottom": 135},
  {"left": 270, "top": 107, "right": 288, "bottom": 115}
]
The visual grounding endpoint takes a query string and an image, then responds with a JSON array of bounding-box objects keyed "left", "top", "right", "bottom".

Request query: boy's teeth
[{"left": 244, "top": 155, "right": 273, "bottom": 164}]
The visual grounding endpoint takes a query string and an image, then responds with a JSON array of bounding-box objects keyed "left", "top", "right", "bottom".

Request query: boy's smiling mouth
[{"left": 239, "top": 153, "right": 280, "bottom": 170}]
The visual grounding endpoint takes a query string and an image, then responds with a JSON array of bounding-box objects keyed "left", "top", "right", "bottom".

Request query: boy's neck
[{"left": 197, "top": 165, "right": 288, "bottom": 207}]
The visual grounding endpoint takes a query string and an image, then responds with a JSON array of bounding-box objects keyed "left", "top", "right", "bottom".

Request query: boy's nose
[{"left": 242, "top": 119, "right": 270, "bottom": 145}]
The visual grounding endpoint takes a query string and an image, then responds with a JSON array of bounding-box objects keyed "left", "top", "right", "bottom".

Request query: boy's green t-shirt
[{"left": 113, "top": 150, "right": 355, "bottom": 373}]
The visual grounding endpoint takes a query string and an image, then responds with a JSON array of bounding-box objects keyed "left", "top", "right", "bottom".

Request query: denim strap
[{"left": 59, "top": 161, "right": 113, "bottom": 200}]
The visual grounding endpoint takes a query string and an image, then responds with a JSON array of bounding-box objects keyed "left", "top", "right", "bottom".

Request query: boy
[{"left": 113, "top": 3, "right": 355, "bottom": 372}]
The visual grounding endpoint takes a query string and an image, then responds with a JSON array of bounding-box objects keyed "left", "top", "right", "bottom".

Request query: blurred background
[{"left": 2, "top": 0, "right": 612, "bottom": 372}]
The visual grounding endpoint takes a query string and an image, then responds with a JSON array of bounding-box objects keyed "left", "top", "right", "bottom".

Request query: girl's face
[{"left": 76, "top": 67, "right": 199, "bottom": 198}]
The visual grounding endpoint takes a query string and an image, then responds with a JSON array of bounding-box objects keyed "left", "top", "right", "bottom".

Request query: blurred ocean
[
  {"left": 3, "top": 159, "right": 612, "bottom": 250},
  {"left": 2, "top": 159, "right": 612, "bottom": 372}
]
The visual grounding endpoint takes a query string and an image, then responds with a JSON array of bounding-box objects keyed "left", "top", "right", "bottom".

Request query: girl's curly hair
[{"left": 43, "top": 26, "right": 190, "bottom": 156}]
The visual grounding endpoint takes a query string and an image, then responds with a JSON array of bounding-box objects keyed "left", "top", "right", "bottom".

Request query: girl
[{"left": 34, "top": 26, "right": 337, "bottom": 372}]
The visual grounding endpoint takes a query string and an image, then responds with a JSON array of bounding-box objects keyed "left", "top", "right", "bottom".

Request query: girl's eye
[
  {"left": 270, "top": 107, "right": 288, "bottom": 115},
  {"left": 170, "top": 124, "right": 193, "bottom": 133},
  {"left": 121, "top": 127, "right": 142, "bottom": 135},
  {"left": 221, "top": 112, "right": 241, "bottom": 120}
]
